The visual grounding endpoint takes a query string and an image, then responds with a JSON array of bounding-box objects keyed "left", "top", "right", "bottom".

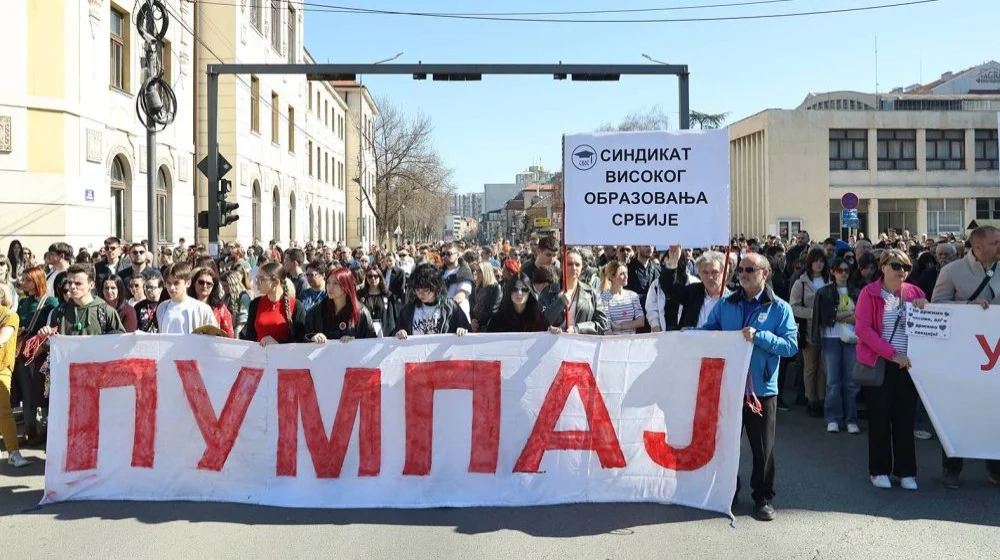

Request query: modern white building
[
  {"left": 0, "top": 0, "right": 197, "bottom": 253},
  {"left": 334, "top": 81, "right": 378, "bottom": 249},
  {"left": 195, "top": 0, "right": 349, "bottom": 248},
  {"left": 730, "top": 61, "right": 1000, "bottom": 240}
]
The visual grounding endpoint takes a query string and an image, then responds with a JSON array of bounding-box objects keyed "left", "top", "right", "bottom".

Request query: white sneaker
[
  {"left": 900, "top": 477, "right": 918, "bottom": 491},
  {"left": 826, "top": 422, "right": 840, "bottom": 433},
  {"left": 7, "top": 450, "right": 29, "bottom": 468},
  {"left": 870, "top": 475, "right": 892, "bottom": 489},
  {"left": 914, "top": 430, "right": 933, "bottom": 440},
  {"left": 847, "top": 423, "right": 861, "bottom": 434}
]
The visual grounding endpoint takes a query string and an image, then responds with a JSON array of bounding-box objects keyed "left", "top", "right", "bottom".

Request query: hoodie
[{"left": 52, "top": 297, "right": 126, "bottom": 336}]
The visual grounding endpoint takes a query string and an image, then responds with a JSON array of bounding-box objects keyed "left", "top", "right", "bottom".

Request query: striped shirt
[
  {"left": 600, "top": 289, "right": 644, "bottom": 335},
  {"left": 880, "top": 289, "right": 908, "bottom": 356}
]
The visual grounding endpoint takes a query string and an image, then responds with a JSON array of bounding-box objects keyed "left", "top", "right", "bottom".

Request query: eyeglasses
[
  {"left": 887, "top": 262, "right": 912, "bottom": 272},
  {"left": 511, "top": 287, "right": 530, "bottom": 294},
  {"left": 197, "top": 280, "right": 215, "bottom": 287},
  {"left": 366, "top": 274, "right": 380, "bottom": 279},
  {"left": 105, "top": 245, "right": 119, "bottom": 251},
  {"left": 739, "top": 266, "right": 761, "bottom": 274},
  {"left": 144, "top": 285, "right": 161, "bottom": 291}
]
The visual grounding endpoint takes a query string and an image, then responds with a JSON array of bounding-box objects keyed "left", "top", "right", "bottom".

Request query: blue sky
[{"left": 304, "top": 0, "right": 992, "bottom": 193}]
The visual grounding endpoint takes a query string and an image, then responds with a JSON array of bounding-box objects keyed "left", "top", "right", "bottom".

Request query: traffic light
[{"left": 218, "top": 178, "right": 239, "bottom": 227}]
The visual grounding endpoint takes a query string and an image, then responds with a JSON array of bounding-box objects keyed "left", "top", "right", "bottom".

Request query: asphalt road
[{"left": 2, "top": 408, "right": 998, "bottom": 560}]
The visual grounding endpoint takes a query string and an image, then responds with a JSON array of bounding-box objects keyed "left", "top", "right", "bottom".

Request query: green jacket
[{"left": 51, "top": 297, "right": 126, "bottom": 336}]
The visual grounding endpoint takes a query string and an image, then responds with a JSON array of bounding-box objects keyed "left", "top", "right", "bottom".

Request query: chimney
[{"left": 941, "top": 71, "right": 954, "bottom": 80}]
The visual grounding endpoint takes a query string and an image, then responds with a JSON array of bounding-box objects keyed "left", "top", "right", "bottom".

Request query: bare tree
[
  {"left": 690, "top": 110, "right": 731, "bottom": 129},
  {"left": 597, "top": 105, "right": 670, "bottom": 132},
  {"left": 355, "top": 96, "right": 455, "bottom": 242}
]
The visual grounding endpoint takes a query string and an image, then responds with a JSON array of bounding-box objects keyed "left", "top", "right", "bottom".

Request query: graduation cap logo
[{"left": 571, "top": 144, "right": 598, "bottom": 171}]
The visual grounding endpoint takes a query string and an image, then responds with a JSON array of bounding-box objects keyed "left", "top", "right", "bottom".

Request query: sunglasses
[
  {"left": 144, "top": 285, "right": 161, "bottom": 291},
  {"left": 366, "top": 274, "right": 380, "bottom": 279},
  {"left": 197, "top": 280, "right": 214, "bottom": 287},
  {"left": 739, "top": 266, "right": 760, "bottom": 274},
  {"left": 511, "top": 287, "right": 530, "bottom": 294},
  {"left": 887, "top": 262, "right": 912, "bottom": 272}
]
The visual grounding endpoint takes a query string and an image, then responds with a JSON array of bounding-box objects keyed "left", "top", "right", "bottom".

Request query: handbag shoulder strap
[
  {"left": 25, "top": 298, "right": 46, "bottom": 334},
  {"left": 968, "top": 262, "right": 997, "bottom": 302}
]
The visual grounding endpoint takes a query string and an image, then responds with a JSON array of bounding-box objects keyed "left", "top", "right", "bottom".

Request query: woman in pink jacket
[{"left": 855, "top": 249, "right": 928, "bottom": 491}]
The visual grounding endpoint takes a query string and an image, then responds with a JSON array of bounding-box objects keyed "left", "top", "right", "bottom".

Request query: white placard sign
[
  {"left": 563, "top": 129, "right": 730, "bottom": 246},
  {"left": 908, "top": 305, "right": 1000, "bottom": 460},
  {"left": 905, "top": 303, "right": 951, "bottom": 339},
  {"left": 42, "top": 332, "right": 753, "bottom": 517}
]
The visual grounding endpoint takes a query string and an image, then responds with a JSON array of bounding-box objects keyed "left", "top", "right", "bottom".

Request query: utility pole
[{"left": 136, "top": 0, "right": 175, "bottom": 254}]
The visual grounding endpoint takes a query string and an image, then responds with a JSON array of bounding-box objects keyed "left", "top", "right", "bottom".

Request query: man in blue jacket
[{"left": 700, "top": 252, "right": 798, "bottom": 521}]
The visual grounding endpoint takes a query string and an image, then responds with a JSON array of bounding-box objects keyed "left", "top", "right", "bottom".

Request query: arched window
[
  {"left": 272, "top": 187, "right": 281, "bottom": 242},
  {"left": 289, "top": 191, "right": 297, "bottom": 242},
  {"left": 326, "top": 209, "right": 331, "bottom": 242},
  {"left": 156, "top": 166, "right": 172, "bottom": 243},
  {"left": 252, "top": 181, "right": 262, "bottom": 240},
  {"left": 110, "top": 155, "right": 131, "bottom": 240}
]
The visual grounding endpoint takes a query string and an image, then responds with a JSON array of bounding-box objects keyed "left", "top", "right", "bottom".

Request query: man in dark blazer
[
  {"left": 659, "top": 246, "right": 730, "bottom": 330},
  {"left": 381, "top": 253, "right": 407, "bottom": 301}
]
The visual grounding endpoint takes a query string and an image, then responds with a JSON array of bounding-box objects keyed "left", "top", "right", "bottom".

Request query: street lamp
[
  {"left": 373, "top": 52, "right": 404, "bottom": 65},
  {"left": 641, "top": 53, "right": 670, "bottom": 65}
]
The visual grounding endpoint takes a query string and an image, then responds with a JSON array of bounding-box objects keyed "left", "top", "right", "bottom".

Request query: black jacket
[
  {"left": 809, "top": 282, "right": 860, "bottom": 345},
  {"left": 485, "top": 308, "right": 549, "bottom": 333},
  {"left": 472, "top": 283, "right": 502, "bottom": 327},
  {"left": 660, "top": 265, "right": 711, "bottom": 330},
  {"left": 627, "top": 257, "right": 660, "bottom": 311},
  {"left": 359, "top": 291, "right": 399, "bottom": 337},
  {"left": 393, "top": 296, "right": 471, "bottom": 336},
  {"left": 303, "top": 302, "right": 377, "bottom": 341},
  {"left": 384, "top": 267, "right": 407, "bottom": 301},
  {"left": 241, "top": 296, "right": 307, "bottom": 343}
]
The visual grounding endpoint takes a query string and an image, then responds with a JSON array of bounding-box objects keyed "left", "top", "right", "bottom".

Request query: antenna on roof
[{"left": 874, "top": 34, "right": 879, "bottom": 96}]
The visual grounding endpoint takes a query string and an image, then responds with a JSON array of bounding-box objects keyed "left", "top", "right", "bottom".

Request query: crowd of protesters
[{"left": 0, "top": 225, "right": 997, "bottom": 521}]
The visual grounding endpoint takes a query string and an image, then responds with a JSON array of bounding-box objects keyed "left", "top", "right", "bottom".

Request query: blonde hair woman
[
  {"left": 0, "top": 283, "right": 28, "bottom": 466},
  {"left": 241, "top": 262, "right": 306, "bottom": 346},
  {"left": 471, "top": 261, "right": 501, "bottom": 332},
  {"left": 598, "top": 261, "right": 645, "bottom": 336}
]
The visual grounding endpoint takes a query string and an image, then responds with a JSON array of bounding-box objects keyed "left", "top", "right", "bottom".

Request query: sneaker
[
  {"left": 913, "top": 430, "right": 933, "bottom": 440},
  {"left": 776, "top": 398, "right": 790, "bottom": 412},
  {"left": 870, "top": 475, "right": 892, "bottom": 489},
  {"left": 7, "top": 450, "right": 29, "bottom": 468},
  {"left": 826, "top": 422, "right": 840, "bottom": 433},
  {"left": 942, "top": 471, "right": 961, "bottom": 490},
  {"left": 753, "top": 501, "right": 776, "bottom": 522},
  {"left": 900, "top": 477, "right": 918, "bottom": 491},
  {"left": 847, "top": 423, "right": 861, "bottom": 434}
]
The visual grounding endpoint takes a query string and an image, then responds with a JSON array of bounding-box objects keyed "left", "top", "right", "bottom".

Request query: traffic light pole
[{"left": 206, "top": 71, "right": 220, "bottom": 257}]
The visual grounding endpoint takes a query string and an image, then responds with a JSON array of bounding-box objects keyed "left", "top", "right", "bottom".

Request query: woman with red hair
[
  {"left": 14, "top": 266, "right": 58, "bottom": 445},
  {"left": 303, "top": 267, "right": 376, "bottom": 343}
]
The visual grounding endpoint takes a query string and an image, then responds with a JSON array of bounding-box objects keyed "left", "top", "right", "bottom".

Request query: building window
[
  {"left": 877, "top": 129, "right": 917, "bottom": 170},
  {"left": 272, "top": 188, "right": 281, "bottom": 242},
  {"left": 829, "top": 129, "right": 867, "bottom": 170},
  {"left": 325, "top": 154, "right": 329, "bottom": 184},
  {"left": 307, "top": 140, "right": 313, "bottom": 176},
  {"left": 289, "top": 192, "right": 297, "bottom": 241},
  {"left": 110, "top": 156, "right": 131, "bottom": 240},
  {"left": 252, "top": 181, "right": 262, "bottom": 240},
  {"left": 110, "top": 6, "right": 129, "bottom": 91},
  {"left": 308, "top": 83, "right": 312, "bottom": 112},
  {"left": 156, "top": 167, "right": 171, "bottom": 241},
  {"left": 156, "top": 40, "right": 171, "bottom": 86},
  {"left": 287, "top": 106, "right": 295, "bottom": 152},
  {"left": 287, "top": 6, "right": 296, "bottom": 63},
  {"left": 250, "top": 76, "right": 260, "bottom": 133},
  {"left": 271, "top": 91, "right": 279, "bottom": 145},
  {"left": 977, "top": 198, "right": 1000, "bottom": 220},
  {"left": 324, "top": 100, "right": 329, "bottom": 127},
  {"left": 975, "top": 129, "right": 999, "bottom": 170},
  {"left": 925, "top": 130, "right": 965, "bottom": 170},
  {"left": 877, "top": 199, "right": 918, "bottom": 234},
  {"left": 926, "top": 199, "right": 965, "bottom": 236},
  {"left": 249, "top": 0, "right": 262, "bottom": 31},
  {"left": 270, "top": 0, "right": 281, "bottom": 53}
]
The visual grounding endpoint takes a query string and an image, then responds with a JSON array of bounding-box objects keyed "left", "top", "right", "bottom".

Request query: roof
[{"left": 909, "top": 63, "right": 984, "bottom": 94}]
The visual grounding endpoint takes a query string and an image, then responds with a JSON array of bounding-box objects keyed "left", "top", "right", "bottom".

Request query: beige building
[
  {"left": 0, "top": 0, "right": 197, "bottom": 253},
  {"left": 730, "top": 61, "right": 1000, "bottom": 241},
  {"left": 194, "top": 0, "right": 350, "bottom": 248},
  {"left": 334, "top": 82, "right": 378, "bottom": 249}
]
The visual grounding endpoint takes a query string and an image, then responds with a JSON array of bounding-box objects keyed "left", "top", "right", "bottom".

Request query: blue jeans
[{"left": 822, "top": 337, "right": 860, "bottom": 425}]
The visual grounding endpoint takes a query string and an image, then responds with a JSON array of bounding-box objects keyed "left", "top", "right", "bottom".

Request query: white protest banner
[
  {"left": 43, "top": 332, "right": 751, "bottom": 517},
  {"left": 562, "top": 129, "right": 730, "bottom": 246},
  {"left": 905, "top": 303, "right": 952, "bottom": 340},
  {"left": 908, "top": 305, "right": 1000, "bottom": 460}
]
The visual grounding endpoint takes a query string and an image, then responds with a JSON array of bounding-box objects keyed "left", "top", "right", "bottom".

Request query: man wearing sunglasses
[
  {"left": 119, "top": 244, "right": 151, "bottom": 284},
  {"left": 699, "top": 252, "right": 798, "bottom": 522}
]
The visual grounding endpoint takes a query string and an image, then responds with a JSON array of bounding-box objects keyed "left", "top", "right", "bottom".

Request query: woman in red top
[
  {"left": 188, "top": 267, "right": 234, "bottom": 337},
  {"left": 241, "top": 262, "right": 305, "bottom": 345}
]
